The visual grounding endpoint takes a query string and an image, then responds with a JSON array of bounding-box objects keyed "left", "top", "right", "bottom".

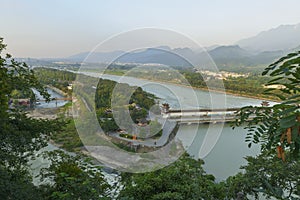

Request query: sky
[{"left": 1, "top": 0, "right": 300, "bottom": 58}]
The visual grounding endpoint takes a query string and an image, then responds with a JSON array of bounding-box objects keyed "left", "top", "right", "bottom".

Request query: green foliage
[
  {"left": 0, "top": 38, "right": 66, "bottom": 199},
  {"left": 0, "top": 41, "right": 49, "bottom": 116},
  {"left": 0, "top": 38, "right": 63, "bottom": 167},
  {"left": 95, "top": 79, "right": 155, "bottom": 133},
  {"left": 235, "top": 51, "right": 300, "bottom": 156},
  {"left": 181, "top": 70, "right": 206, "bottom": 87},
  {"left": 182, "top": 70, "right": 272, "bottom": 98},
  {"left": 224, "top": 151, "right": 300, "bottom": 199},
  {"left": 34, "top": 67, "right": 76, "bottom": 84},
  {"left": 0, "top": 38, "right": 111, "bottom": 199},
  {"left": 0, "top": 166, "right": 43, "bottom": 200},
  {"left": 95, "top": 80, "right": 155, "bottom": 111},
  {"left": 51, "top": 119, "right": 83, "bottom": 152},
  {"left": 231, "top": 51, "right": 300, "bottom": 199},
  {"left": 119, "top": 133, "right": 134, "bottom": 139},
  {"left": 223, "top": 75, "right": 268, "bottom": 95},
  {"left": 129, "top": 107, "right": 148, "bottom": 123},
  {"left": 118, "top": 153, "right": 225, "bottom": 200},
  {"left": 94, "top": 79, "right": 116, "bottom": 109},
  {"left": 100, "top": 118, "right": 119, "bottom": 133},
  {"left": 40, "top": 150, "right": 111, "bottom": 200},
  {"left": 34, "top": 67, "right": 76, "bottom": 94}
]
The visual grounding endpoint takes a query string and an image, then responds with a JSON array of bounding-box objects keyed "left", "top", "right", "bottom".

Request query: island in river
[{"left": 32, "top": 67, "right": 271, "bottom": 181}]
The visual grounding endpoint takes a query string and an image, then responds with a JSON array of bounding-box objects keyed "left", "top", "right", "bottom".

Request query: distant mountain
[
  {"left": 209, "top": 45, "right": 251, "bottom": 59},
  {"left": 207, "top": 45, "right": 252, "bottom": 67},
  {"left": 19, "top": 22, "right": 300, "bottom": 72},
  {"left": 206, "top": 45, "right": 283, "bottom": 68},
  {"left": 66, "top": 47, "right": 197, "bottom": 67},
  {"left": 122, "top": 48, "right": 197, "bottom": 67},
  {"left": 237, "top": 23, "right": 300, "bottom": 52},
  {"left": 63, "top": 45, "right": 284, "bottom": 69},
  {"left": 290, "top": 45, "right": 300, "bottom": 52},
  {"left": 67, "top": 50, "right": 124, "bottom": 63},
  {"left": 205, "top": 45, "right": 220, "bottom": 51}
]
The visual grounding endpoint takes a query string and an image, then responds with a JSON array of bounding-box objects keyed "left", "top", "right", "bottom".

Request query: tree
[
  {"left": 0, "top": 37, "right": 63, "bottom": 199},
  {"left": 235, "top": 51, "right": 300, "bottom": 157},
  {"left": 232, "top": 51, "right": 300, "bottom": 199},
  {"left": 118, "top": 153, "right": 225, "bottom": 200},
  {"left": 224, "top": 152, "right": 300, "bottom": 199},
  {"left": 40, "top": 150, "right": 111, "bottom": 200},
  {"left": 0, "top": 38, "right": 111, "bottom": 199}
]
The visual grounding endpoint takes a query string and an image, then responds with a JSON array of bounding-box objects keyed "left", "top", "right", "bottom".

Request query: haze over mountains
[
  {"left": 236, "top": 23, "right": 300, "bottom": 52},
  {"left": 29, "top": 23, "right": 300, "bottom": 69}
]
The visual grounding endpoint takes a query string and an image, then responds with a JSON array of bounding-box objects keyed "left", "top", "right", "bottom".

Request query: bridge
[
  {"left": 36, "top": 97, "right": 73, "bottom": 102},
  {"left": 160, "top": 103, "right": 256, "bottom": 124},
  {"left": 162, "top": 108, "right": 241, "bottom": 124}
]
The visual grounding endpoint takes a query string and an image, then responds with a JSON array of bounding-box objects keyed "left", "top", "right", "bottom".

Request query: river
[
  {"left": 33, "top": 88, "right": 68, "bottom": 108},
  {"left": 79, "top": 72, "right": 270, "bottom": 181},
  {"left": 29, "top": 88, "right": 68, "bottom": 185},
  {"left": 30, "top": 88, "right": 119, "bottom": 186},
  {"left": 34, "top": 74, "right": 268, "bottom": 181}
]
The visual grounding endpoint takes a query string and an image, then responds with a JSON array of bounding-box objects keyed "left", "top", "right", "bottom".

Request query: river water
[
  {"left": 30, "top": 89, "right": 120, "bottom": 186},
  {"left": 29, "top": 89, "right": 68, "bottom": 185},
  {"left": 80, "top": 72, "right": 270, "bottom": 181},
  {"left": 34, "top": 74, "right": 269, "bottom": 181},
  {"left": 33, "top": 88, "right": 68, "bottom": 108}
]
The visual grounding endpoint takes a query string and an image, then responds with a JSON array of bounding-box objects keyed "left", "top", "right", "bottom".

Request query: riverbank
[
  {"left": 46, "top": 85, "right": 68, "bottom": 97},
  {"left": 35, "top": 77, "right": 262, "bottom": 181},
  {"left": 101, "top": 71, "right": 280, "bottom": 103}
]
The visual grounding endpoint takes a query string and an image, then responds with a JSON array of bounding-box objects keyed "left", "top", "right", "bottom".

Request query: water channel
[
  {"left": 80, "top": 72, "right": 272, "bottom": 181},
  {"left": 33, "top": 88, "right": 68, "bottom": 108},
  {"left": 33, "top": 73, "right": 272, "bottom": 182}
]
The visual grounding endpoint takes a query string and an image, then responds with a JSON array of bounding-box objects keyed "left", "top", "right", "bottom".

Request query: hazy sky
[{"left": 2, "top": 0, "right": 300, "bottom": 58}]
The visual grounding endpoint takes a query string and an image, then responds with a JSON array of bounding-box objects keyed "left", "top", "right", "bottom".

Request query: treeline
[
  {"left": 103, "top": 67, "right": 274, "bottom": 99},
  {"left": 181, "top": 70, "right": 206, "bottom": 87},
  {"left": 95, "top": 79, "right": 155, "bottom": 133},
  {"left": 95, "top": 79, "right": 155, "bottom": 110},
  {"left": 34, "top": 68, "right": 156, "bottom": 133},
  {"left": 223, "top": 76, "right": 269, "bottom": 95},
  {"left": 34, "top": 67, "right": 76, "bottom": 94},
  {"left": 34, "top": 67, "right": 76, "bottom": 82},
  {"left": 181, "top": 71, "right": 274, "bottom": 98}
]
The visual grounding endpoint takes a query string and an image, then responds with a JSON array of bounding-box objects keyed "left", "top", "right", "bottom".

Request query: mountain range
[
  {"left": 33, "top": 22, "right": 300, "bottom": 70},
  {"left": 236, "top": 23, "right": 300, "bottom": 52},
  {"left": 63, "top": 45, "right": 285, "bottom": 70}
]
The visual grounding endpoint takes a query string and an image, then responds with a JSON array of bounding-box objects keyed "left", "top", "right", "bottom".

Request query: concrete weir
[{"left": 162, "top": 107, "right": 241, "bottom": 124}]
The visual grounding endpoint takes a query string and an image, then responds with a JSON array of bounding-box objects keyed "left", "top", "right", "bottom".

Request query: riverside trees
[
  {"left": 2, "top": 35, "right": 300, "bottom": 199},
  {"left": 117, "top": 51, "right": 300, "bottom": 200},
  {"left": 0, "top": 38, "right": 111, "bottom": 199},
  {"left": 230, "top": 51, "right": 300, "bottom": 199}
]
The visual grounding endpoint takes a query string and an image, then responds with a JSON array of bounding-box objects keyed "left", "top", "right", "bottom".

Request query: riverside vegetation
[
  {"left": 78, "top": 64, "right": 276, "bottom": 101},
  {"left": 1, "top": 37, "right": 300, "bottom": 199}
]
